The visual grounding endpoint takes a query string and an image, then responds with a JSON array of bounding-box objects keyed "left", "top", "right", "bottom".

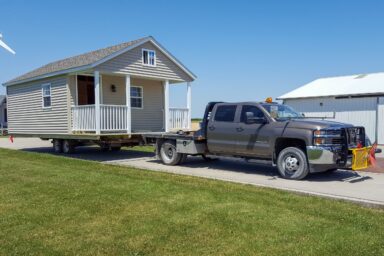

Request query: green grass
[{"left": 0, "top": 148, "right": 384, "bottom": 255}]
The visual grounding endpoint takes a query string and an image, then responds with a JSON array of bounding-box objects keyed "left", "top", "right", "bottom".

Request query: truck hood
[{"left": 284, "top": 118, "right": 354, "bottom": 130}]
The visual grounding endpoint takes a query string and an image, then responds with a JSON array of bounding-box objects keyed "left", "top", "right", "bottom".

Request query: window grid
[
  {"left": 142, "top": 49, "right": 156, "bottom": 66},
  {"left": 42, "top": 84, "right": 51, "bottom": 108},
  {"left": 130, "top": 86, "right": 143, "bottom": 108}
]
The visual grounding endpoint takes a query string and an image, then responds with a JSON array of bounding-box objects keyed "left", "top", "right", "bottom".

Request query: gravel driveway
[{"left": 1, "top": 137, "right": 384, "bottom": 207}]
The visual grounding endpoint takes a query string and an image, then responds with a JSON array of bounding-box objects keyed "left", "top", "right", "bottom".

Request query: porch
[{"left": 69, "top": 72, "right": 192, "bottom": 134}]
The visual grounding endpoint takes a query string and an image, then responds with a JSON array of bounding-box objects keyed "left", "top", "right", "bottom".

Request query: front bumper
[{"left": 306, "top": 146, "right": 351, "bottom": 173}]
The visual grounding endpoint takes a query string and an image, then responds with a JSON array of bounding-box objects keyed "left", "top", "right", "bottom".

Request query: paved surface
[{"left": 1, "top": 137, "right": 384, "bottom": 207}]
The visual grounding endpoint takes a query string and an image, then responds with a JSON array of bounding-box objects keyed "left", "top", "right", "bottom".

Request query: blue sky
[{"left": 1, "top": 0, "right": 384, "bottom": 117}]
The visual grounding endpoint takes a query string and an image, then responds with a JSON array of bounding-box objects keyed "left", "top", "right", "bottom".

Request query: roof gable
[{"left": 4, "top": 36, "right": 196, "bottom": 86}]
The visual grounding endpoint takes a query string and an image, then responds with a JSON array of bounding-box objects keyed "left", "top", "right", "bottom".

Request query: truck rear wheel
[
  {"left": 159, "top": 140, "right": 183, "bottom": 165},
  {"left": 277, "top": 147, "right": 309, "bottom": 180}
]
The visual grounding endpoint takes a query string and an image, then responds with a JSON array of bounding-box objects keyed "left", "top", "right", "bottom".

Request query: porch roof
[{"left": 3, "top": 36, "right": 196, "bottom": 86}]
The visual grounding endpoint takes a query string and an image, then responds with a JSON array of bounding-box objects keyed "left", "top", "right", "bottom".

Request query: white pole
[
  {"left": 126, "top": 75, "right": 132, "bottom": 134},
  {"left": 187, "top": 82, "right": 192, "bottom": 129},
  {"left": 164, "top": 80, "right": 170, "bottom": 132},
  {"left": 94, "top": 71, "right": 101, "bottom": 134}
]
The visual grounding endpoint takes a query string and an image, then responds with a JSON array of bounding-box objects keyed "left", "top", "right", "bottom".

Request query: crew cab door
[
  {"left": 207, "top": 104, "right": 240, "bottom": 154},
  {"left": 236, "top": 104, "right": 271, "bottom": 158}
]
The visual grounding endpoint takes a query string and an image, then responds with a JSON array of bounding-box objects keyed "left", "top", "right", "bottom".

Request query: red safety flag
[
  {"left": 369, "top": 142, "right": 377, "bottom": 167},
  {"left": 9, "top": 135, "right": 13, "bottom": 143}
]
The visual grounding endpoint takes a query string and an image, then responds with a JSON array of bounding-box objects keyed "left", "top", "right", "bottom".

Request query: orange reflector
[{"left": 265, "top": 97, "right": 273, "bottom": 103}]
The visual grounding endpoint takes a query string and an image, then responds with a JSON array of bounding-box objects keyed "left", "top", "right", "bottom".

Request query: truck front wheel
[
  {"left": 277, "top": 147, "right": 309, "bottom": 180},
  {"left": 159, "top": 140, "right": 183, "bottom": 165}
]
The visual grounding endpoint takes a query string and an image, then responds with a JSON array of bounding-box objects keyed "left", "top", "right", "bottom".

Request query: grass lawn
[{"left": 1, "top": 149, "right": 384, "bottom": 255}]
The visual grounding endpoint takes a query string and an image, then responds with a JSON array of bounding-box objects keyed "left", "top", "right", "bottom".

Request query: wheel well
[{"left": 274, "top": 138, "right": 306, "bottom": 161}]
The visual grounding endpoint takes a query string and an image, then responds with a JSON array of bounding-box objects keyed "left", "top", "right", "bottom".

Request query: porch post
[
  {"left": 94, "top": 71, "right": 101, "bottom": 134},
  {"left": 164, "top": 80, "right": 170, "bottom": 132},
  {"left": 187, "top": 82, "right": 192, "bottom": 129},
  {"left": 125, "top": 75, "right": 132, "bottom": 134}
]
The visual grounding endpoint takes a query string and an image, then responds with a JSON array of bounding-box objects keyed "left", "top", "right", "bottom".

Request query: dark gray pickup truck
[{"left": 145, "top": 101, "right": 376, "bottom": 180}]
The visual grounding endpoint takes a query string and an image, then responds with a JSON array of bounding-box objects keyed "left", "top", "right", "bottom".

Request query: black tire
[
  {"left": 53, "top": 139, "right": 63, "bottom": 153},
  {"left": 62, "top": 140, "right": 75, "bottom": 154},
  {"left": 277, "top": 147, "right": 309, "bottom": 180},
  {"left": 159, "top": 140, "right": 182, "bottom": 165}
]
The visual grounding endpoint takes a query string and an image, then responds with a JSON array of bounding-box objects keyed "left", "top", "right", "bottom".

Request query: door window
[
  {"left": 240, "top": 105, "right": 265, "bottom": 123},
  {"left": 214, "top": 105, "right": 237, "bottom": 122}
]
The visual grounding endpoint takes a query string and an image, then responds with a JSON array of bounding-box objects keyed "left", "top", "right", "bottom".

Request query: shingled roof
[{"left": 4, "top": 37, "right": 150, "bottom": 86}]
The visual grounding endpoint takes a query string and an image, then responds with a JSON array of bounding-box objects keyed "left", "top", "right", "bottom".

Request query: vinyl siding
[
  {"left": 7, "top": 76, "right": 69, "bottom": 134},
  {"left": 284, "top": 97, "right": 378, "bottom": 143},
  {"left": 95, "top": 41, "right": 192, "bottom": 82},
  {"left": 100, "top": 75, "right": 164, "bottom": 131}
]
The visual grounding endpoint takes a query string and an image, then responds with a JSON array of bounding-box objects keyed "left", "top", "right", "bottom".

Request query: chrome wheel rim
[{"left": 284, "top": 155, "right": 300, "bottom": 173}]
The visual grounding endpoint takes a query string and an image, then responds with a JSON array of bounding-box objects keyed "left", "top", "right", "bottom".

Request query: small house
[{"left": 3, "top": 36, "right": 196, "bottom": 136}]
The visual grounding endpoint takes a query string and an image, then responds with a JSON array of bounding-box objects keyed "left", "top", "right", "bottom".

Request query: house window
[
  {"left": 142, "top": 49, "right": 156, "bottom": 66},
  {"left": 42, "top": 83, "right": 52, "bottom": 108},
  {"left": 4, "top": 108, "right": 7, "bottom": 123},
  {"left": 131, "top": 86, "right": 143, "bottom": 108}
]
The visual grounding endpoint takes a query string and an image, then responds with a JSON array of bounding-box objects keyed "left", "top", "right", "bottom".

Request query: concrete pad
[{"left": 2, "top": 137, "right": 384, "bottom": 207}]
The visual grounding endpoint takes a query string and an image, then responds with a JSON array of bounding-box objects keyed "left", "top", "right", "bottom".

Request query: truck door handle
[
  {"left": 236, "top": 127, "right": 244, "bottom": 132},
  {"left": 208, "top": 125, "right": 215, "bottom": 131}
]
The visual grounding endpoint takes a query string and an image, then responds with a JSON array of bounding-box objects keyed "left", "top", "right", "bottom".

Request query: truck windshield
[{"left": 261, "top": 104, "right": 303, "bottom": 120}]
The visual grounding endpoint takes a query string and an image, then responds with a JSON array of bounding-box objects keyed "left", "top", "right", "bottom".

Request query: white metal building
[{"left": 277, "top": 72, "right": 384, "bottom": 144}]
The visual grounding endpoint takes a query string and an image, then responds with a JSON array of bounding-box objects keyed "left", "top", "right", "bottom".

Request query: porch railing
[
  {"left": 71, "top": 105, "right": 190, "bottom": 133},
  {"left": 72, "top": 104, "right": 128, "bottom": 132},
  {"left": 169, "top": 108, "right": 189, "bottom": 130}
]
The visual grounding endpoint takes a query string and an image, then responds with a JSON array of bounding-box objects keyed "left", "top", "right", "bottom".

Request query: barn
[{"left": 277, "top": 72, "right": 384, "bottom": 144}]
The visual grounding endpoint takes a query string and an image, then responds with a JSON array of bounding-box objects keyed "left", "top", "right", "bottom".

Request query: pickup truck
[{"left": 145, "top": 101, "right": 376, "bottom": 180}]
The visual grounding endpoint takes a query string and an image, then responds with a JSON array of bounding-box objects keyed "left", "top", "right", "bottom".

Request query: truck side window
[
  {"left": 240, "top": 105, "right": 265, "bottom": 123},
  {"left": 214, "top": 105, "right": 237, "bottom": 122}
]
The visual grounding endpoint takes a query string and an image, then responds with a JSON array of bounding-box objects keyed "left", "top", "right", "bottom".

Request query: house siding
[
  {"left": 95, "top": 41, "right": 192, "bottom": 82},
  {"left": 100, "top": 75, "right": 164, "bottom": 131},
  {"left": 7, "top": 76, "right": 69, "bottom": 134}
]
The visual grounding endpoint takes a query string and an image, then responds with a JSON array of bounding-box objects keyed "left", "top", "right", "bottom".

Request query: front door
[
  {"left": 207, "top": 104, "right": 239, "bottom": 154},
  {"left": 77, "top": 75, "right": 95, "bottom": 105},
  {"left": 236, "top": 104, "right": 271, "bottom": 158}
]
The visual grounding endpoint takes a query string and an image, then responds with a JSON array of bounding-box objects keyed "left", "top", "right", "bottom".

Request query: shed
[{"left": 277, "top": 72, "right": 384, "bottom": 144}]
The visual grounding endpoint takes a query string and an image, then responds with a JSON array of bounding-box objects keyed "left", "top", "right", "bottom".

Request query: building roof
[
  {"left": 0, "top": 95, "right": 5, "bottom": 105},
  {"left": 4, "top": 36, "right": 196, "bottom": 86},
  {"left": 278, "top": 72, "right": 384, "bottom": 100}
]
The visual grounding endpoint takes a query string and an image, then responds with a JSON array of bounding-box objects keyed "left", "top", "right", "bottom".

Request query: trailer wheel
[
  {"left": 277, "top": 147, "right": 309, "bottom": 180},
  {"left": 159, "top": 140, "right": 182, "bottom": 165},
  {"left": 62, "top": 140, "right": 75, "bottom": 154},
  {"left": 53, "top": 139, "right": 63, "bottom": 153}
]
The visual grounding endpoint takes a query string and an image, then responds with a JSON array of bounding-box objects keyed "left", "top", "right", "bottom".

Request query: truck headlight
[{"left": 313, "top": 129, "right": 342, "bottom": 146}]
